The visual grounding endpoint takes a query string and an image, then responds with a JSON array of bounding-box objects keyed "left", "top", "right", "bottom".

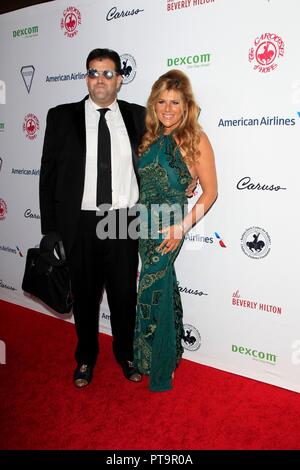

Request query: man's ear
[{"left": 117, "top": 75, "right": 123, "bottom": 92}]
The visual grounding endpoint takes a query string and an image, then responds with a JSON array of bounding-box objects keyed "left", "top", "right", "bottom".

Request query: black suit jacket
[{"left": 39, "top": 95, "right": 145, "bottom": 255}]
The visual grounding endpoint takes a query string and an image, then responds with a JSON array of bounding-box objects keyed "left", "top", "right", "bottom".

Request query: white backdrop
[{"left": 1, "top": 0, "right": 300, "bottom": 392}]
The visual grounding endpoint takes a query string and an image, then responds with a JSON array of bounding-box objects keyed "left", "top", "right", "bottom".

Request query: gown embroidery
[{"left": 134, "top": 133, "right": 192, "bottom": 391}]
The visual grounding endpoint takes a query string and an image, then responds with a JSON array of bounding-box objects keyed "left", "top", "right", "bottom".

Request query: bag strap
[
  {"left": 57, "top": 239, "right": 66, "bottom": 262},
  {"left": 39, "top": 232, "right": 67, "bottom": 266}
]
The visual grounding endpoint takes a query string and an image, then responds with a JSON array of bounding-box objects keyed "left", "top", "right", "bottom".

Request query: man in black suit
[{"left": 39, "top": 49, "right": 145, "bottom": 387}]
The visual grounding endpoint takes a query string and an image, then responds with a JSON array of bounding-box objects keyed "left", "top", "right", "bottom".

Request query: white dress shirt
[{"left": 81, "top": 97, "right": 139, "bottom": 210}]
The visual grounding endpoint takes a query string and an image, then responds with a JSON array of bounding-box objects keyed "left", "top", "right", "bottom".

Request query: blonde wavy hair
[{"left": 139, "top": 69, "right": 202, "bottom": 165}]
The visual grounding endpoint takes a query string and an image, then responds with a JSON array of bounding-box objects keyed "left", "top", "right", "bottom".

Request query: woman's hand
[
  {"left": 185, "top": 176, "right": 198, "bottom": 198},
  {"left": 158, "top": 224, "right": 184, "bottom": 254}
]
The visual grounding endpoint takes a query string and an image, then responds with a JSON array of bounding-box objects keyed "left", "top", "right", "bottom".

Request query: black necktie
[{"left": 97, "top": 108, "right": 112, "bottom": 207}]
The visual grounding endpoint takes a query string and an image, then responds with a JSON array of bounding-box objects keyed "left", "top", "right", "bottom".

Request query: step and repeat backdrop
[{"left": 0, "top": 0, "right": 299, "bottom": 392}]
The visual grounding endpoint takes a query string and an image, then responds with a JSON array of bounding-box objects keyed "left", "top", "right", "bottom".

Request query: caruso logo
[
  {"left": 21, "top": 66, "right": 35, "bottom": 94},
  {"left": 120, "top": 54, "right": 137, "bottom": 84},
  {"left": 24, "top": 209, "right": 40, "bottom": 220},
  {"left": 241, "top": 227, "right": 271, "bottom": 259},
  {"left": 178, "top": 281, "right": 208, "bottom": 297},
  {"left": 182, "top": 324, "right": 201, "bottom": 351},
  {"left": 232, "top": 290, "right": 282, "bottom": 315},
  {"left": 0, "top": 279, "right": 17, "bottom": 292},
  {"left": 248, "top": 32, "right": 284, "bottom": 73},
  {"left": 106, "top": 6, "right": 144, "bottom": 21},
  {"left": 167, "top": 0, "right": 216, "bottom": 12},
  {"left": 167, "top": 53, "right": 211, "bottom": 68},
  {"left": 23, "top": 114, "right": 39, "bottom": 140},
  {"left": 237, "top": 176, "right": 287, "bottom": 192},
  {"left": 0, "top": 199, "right": 8, "bottom": 220},
  {"left": 60, "top": 6, "right": 81, "bottom": 38},
  {"left": 232, "top": 344, "right": 277, "bottom": 364},
  {"left": 12, "top": 25, "right": 38, "bottom": 38},
  {"left": 218, "top": 115, "right": 295, "bottom": 127}
]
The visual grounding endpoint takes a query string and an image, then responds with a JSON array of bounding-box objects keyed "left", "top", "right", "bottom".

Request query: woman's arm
[
  {"left": 182, "top": 132, "right": 218, "bottom": 233},
  {"left": 159, "top": 132, "right": 218, "bottom": 254}
]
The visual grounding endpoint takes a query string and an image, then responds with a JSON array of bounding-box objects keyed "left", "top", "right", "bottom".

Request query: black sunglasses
[{"left": 87, "top": 68, "right": 119, "bottom": 80}]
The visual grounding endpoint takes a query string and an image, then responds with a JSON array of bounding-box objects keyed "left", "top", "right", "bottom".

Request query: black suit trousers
[{"left": 68, "top": 210, "right": 138, "bottom": 366}]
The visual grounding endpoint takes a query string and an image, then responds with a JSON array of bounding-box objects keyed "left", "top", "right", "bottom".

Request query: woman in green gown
[{"left": 134, "top": 70, "right": 218, "bottom": 391}]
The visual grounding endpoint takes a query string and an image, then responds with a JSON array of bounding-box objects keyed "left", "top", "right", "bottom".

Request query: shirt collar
[{"left": 88, "top": 97, "right": 118, "bottom": 113}]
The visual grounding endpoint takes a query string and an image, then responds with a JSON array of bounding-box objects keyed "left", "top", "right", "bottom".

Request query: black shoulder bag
[{"left": 22, "top": 233, "right": 73, "bottom": 314}]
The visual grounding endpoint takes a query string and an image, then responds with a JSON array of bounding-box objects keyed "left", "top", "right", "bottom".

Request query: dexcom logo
[
  {"left": 232, "top": 344, "right": 277, "bottom": 364},
  {"left": 12, "top": 26, "right": 39, "bottom": 38},
  {"left": 167, "top": 53, "right": 211, "bottom": 68}
]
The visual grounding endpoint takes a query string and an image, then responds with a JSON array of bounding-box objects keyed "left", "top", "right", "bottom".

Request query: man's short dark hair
[{"left": 86, "top": 48, "right": 121, "bottom": 74}]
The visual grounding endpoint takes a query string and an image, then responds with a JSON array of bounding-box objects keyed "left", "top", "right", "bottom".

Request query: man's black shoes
[
  {"left": 73, "top": 361, "right": 142, "bottom": 388},
  {"left": 73, "top": 363, "right": 93, "bottom": 388},
  {"left": 119, "top": 360, "right": 142, "bottom": 382}
]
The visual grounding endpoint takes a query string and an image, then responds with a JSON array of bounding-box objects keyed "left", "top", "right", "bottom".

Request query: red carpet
[{"left": 0, "top": 299, "right": 300, "bottom": 450}]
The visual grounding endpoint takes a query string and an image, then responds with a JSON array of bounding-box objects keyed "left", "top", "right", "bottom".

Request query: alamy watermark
[{"left": 95, "top": 202, "right": 204, "bottom": 249}]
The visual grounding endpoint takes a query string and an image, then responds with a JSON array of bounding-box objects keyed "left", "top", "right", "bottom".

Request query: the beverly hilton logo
[
  {"left": 248, "top": 33, "right": 285, "bottom": 73},
  {"left": 167, "top": 0, "right": 216, "bottom": 12},
  {"left": 21, "top": 66, "right": 35, "bottom": 93},
  {"left": 23, "top": 114, "right": 39, "bottom": 140},
  {"left": 241, "top": 226, "right": 271, "bottom": 259},
  {"left": 232, "top": 290, "right": 282, "bottom": 315},
  {"left": 182, "top": 324, "right": 201, "bottom": 351},
  {"left": 0, "top": 199, "right": 8, "bottom": 220},
  {"left": 120, "top": 54, "right": 137, "bottom": 84},
  {"left": 60, "top": 6, "right": 81, "bottom": 38}
]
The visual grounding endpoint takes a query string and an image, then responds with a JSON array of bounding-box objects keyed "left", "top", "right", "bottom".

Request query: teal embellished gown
[{"left": 134, "top": 133, "right": 192, "bottom": 391}]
